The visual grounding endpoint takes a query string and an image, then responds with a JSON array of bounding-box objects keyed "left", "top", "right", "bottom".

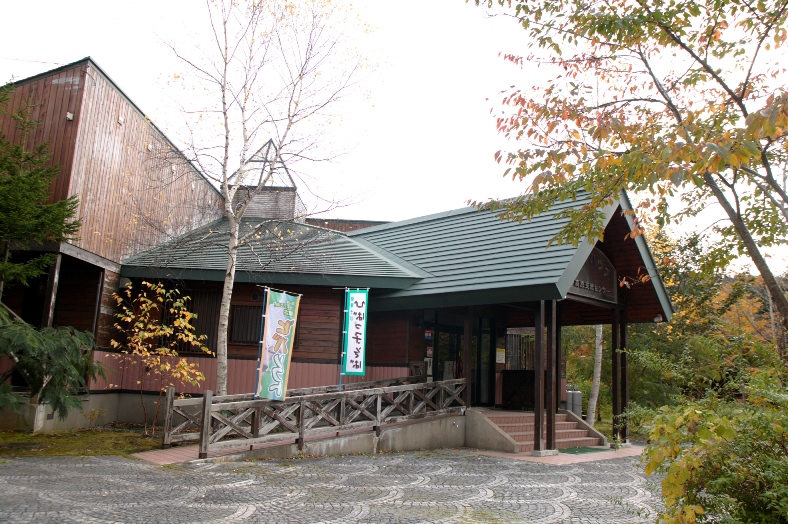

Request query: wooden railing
[{"left": 161, "top": 376, "right": 466, "bottom": 458}]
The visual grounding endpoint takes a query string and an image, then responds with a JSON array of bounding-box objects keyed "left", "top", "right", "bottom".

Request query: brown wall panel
[
  {"left": 367, "top": 311, "right": 409, "bottom": 363},
  {"left": 1, "top": 61, "right": 224, "bottom": 266},
  {"left": 69, "top": 64, "right": 224, "bottom": 263},
  {"left": 0, "top": 64, "right": 86, "bottom": 203}
]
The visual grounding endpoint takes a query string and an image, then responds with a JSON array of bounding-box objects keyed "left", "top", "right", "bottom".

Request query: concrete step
[
  {"left": 486, "top": 413, "right": 570, "bottom": 424},
  {"left": 495, "top": 421, "right": 577, "bottom": 433},
  {"left": 506, "top": 429, "right": 591, "bottom": 443},
  {"left": 516, "top": 436, "right": 603, "bottom": 453}
]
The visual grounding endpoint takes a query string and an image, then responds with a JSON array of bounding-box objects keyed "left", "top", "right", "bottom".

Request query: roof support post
[
  {"left": 533, "top": 300, "right": 545, "bottom": 453},
  {"left": 620, "top": 308, "right": 629, "bottom": 443},
  {"left": 611, "top": 308, "right": 621, "bottom": 442},
  {"left": 463, "top": 306, "right": 473, "bottom": 407},
  {"left": 555, "top": 318, "right": 564, "bottom": 412},
  {"left": 41, "top": 254, "right": 62, "bottom": 328},
  {"left": 546, "top": 300, "right": 557, "bottom": 450}
]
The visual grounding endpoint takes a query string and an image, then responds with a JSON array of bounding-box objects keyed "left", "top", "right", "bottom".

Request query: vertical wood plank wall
[
  {"left": 0, "top": 65, "right": 87, "bottom": 203},
  {"left": 1, "top": 61, "right": 224, "bottom": 265},
  {"left": 89, "top": 352, "right": 409, "bottom": 395},
  {"left": 68, "top": 63, "right": 223, "bottom": 263}
]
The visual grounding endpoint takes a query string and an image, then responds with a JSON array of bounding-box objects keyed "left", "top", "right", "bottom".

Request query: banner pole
[
  {"left": 253, "top": 288, "right": 268, "bottom": 399},
  {"left": 339, "top": 287, "right": 349, "bottom": 392}
]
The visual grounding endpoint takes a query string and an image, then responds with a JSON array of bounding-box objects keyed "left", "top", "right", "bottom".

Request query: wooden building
[
  {"left": 117, "top": 189, "right": 672, "bottom": 449},
  {"left": 2, "top": 60, "right": 672, "bottom": 451},
  {"left": 1, "top": 58, "right": 223, "bottom": 345}
]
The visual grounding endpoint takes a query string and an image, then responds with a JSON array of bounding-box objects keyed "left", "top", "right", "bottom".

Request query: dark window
[
  {"left": 230, "top": 305, "right": 263, "bottom": 344},
  {"left": 161, "top": 289, "right": 221, "bottom": 354}
]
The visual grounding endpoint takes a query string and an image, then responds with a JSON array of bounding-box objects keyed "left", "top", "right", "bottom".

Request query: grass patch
[
  {"left": 159, "top": 464, "right": 185, "bottom": 471},
  {"left": 0, "top": 428, "right": 162, "bottom": 458},
  {"left": 560, "top": 446, "right": 610, "bottom": 455},
  {"left": 590, "top": 418, "right": 614, "bottom": 440}
]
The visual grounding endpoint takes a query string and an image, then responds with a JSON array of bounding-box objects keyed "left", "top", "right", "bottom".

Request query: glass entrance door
[{"left": 428, "top": 315, "right": 496, "bottom": 407}]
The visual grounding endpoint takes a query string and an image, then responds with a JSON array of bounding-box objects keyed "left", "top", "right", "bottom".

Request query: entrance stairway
[{"left": 485, "top": 411, "right": 604, "bottom": 453}]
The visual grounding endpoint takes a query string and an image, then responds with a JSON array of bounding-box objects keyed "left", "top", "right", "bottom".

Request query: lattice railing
[{"left": 161, "top": 375, "right": 465, "bottom": 456}]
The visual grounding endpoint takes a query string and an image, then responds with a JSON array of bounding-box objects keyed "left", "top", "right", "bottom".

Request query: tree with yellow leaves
[
  {"left": 472, "top": 0, "right": 788, "bottom": 332},
  {"left": 111, "top": 281, "right": 213, "bottom": 435}
]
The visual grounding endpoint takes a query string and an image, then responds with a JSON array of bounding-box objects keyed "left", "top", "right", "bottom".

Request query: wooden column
[
  {"left": 463, "top": 306, "right": 473, "bottom": 406},
  {"left": 555, "top": 322, "right": 563, "bottom": 411},
  {"left": 533, "top": 301, "right": 545, "bottom": 452},
  {"left": 488, "top": 318, "right": 497, "bottom": 406},
  {"left": 41, "top": 254, "right": 62, "bottom": 328},
  {"left": 620, "top": 308, "right": 629, "bottom": 442},
  {"left": 611, "top": 308, "right": 621, "bottom": 441},
  {"left": 546, "top": 300, "right": 557, "bottom": 450}
]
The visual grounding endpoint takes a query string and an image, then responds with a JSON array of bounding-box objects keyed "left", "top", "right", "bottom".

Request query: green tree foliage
[
  {"left": 472, "top": 0, "right": 788, "bottom": 328},
  {"left": 111, "top": 281, "right": 212, "bottom": 434},
  {"left": 636, "top": 369, "right": 788, "bottom": 523},
  {"left": 0, "top": 306, "right": 104, "bottom": 420},
  {"left": 0, "top": 85, "right": 80, "bottom": 300}
]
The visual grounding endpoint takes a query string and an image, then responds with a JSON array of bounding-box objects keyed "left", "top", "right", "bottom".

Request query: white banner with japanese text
[{"left": 341, "top": 289, "right": 368, "bottom": 376}]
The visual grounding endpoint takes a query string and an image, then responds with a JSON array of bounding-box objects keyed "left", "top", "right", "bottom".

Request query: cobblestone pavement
[{"left": 0, "top": 450, "right": 662, "bottom": 523}]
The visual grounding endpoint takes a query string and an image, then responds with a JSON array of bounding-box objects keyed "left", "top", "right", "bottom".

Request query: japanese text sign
[
  {"left": 342, "top": 289, "right": 368, "bottom": 376},
  {"left": 256, "top": 289, "right": 301, "bottom": 400}
]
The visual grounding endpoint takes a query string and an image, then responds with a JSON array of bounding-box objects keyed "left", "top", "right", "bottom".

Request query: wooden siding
[
  {"left": 68, "top": 62, "right": 223, "bottom": 263},
  {"left": 2, "top": 60, "right": 224, "bottom": 265},
  {"left": 367, "top": 311, "right": 410, "bottom": 364},
  {"left": 228, "top": 283, "right": 343, "bottom": 361},
  {"left": 0, "top": 65, "right": 87, "bottom": 203},
  {"left": 89, "top": 351, "right": 408, "bottom": 394}
]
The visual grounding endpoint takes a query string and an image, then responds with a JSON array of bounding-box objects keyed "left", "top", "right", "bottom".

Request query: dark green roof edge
[
  {"left": 369, "top": 283, "right": 561, "bottom": 312},
  {"left": 120, "top": 265, "right": 420, "bottom": 289}
]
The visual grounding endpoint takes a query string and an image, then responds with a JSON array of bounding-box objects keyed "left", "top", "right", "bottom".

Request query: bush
[
  {"left": 637, "top": 370, "right": 788, "bottom": 523},
  {"left": 0, "top": 306, "right": 103, "bottom": 419}
]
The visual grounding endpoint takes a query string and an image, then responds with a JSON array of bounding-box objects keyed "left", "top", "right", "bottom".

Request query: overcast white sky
[
  {"left": 0, "top": 0, "right": 534, "bottom": 222},
  {"left": 1, "top": 0, "right": 785, "bottom": 274}
]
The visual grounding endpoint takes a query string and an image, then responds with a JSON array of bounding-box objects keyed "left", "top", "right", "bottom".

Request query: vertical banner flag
[
  {"left": 256, "top": 289, "right": 301, "bottom": 400},
  {"left": 342, "top": 289, "right": 368, "bottom": 376}
]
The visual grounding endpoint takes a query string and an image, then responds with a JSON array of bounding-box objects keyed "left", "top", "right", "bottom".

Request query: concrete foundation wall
[
  {"left": 0, "top": 392, "right": 169, "bottom": 433},
  {"left": 205, "top": 415, "right": 467, "bottom": 463}
]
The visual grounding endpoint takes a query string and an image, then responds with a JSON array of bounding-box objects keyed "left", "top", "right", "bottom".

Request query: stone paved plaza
[{"left": 0, "top": 450, "right": 662, "bottom": 523}]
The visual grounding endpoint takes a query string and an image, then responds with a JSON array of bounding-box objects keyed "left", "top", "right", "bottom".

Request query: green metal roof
[
  {"left": 120, "top": 218, "right": 424, "bottom": 288},
  {"left": 119, "top": 192, "right": 672, "bottom": 321},
  {"left": 350, "top": 193, "right": 673, "bottom": 318}
]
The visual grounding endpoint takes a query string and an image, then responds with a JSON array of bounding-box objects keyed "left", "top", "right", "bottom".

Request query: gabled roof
[
  {"left": 120, "top": 192, "right": 672, "bottom": 323},
  {"left": 121, "top": 218, "right": 425, "bottom": 288},
  {"left": 350, "top": 192, "right": 673, "bottom": 321}
]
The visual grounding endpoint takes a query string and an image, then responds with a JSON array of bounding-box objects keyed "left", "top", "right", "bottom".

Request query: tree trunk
[
  {"left": 704, "top": 173, "right": 788, "bottom": 332},
  {"left": 215, "top": 219, "right": 240, "bottom": 396},
  {"left": 586, "top": 324, "right": 603, "bottom": 428}
]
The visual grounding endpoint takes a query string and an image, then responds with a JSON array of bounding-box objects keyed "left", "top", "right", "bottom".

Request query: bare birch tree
[
  {"left": 586, "top": 324, "right": 603, "bottom": 428},
  {"left": 166, "top": 0, "right": 362, "bottom": 395}
]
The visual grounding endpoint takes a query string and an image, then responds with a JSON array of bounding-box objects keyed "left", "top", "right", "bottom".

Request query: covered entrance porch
[{"left": 352, "top": 192, "right": 673, "bottom": 455}]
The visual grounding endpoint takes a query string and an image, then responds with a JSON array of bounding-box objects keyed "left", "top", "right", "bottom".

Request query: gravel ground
[{"left": 0, "top": 449, "right": 662, "bottom": 523}]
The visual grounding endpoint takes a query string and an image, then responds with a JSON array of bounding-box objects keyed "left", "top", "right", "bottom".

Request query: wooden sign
[{"left": 570, "top": 248, "right": 617, "bottom": 303}]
